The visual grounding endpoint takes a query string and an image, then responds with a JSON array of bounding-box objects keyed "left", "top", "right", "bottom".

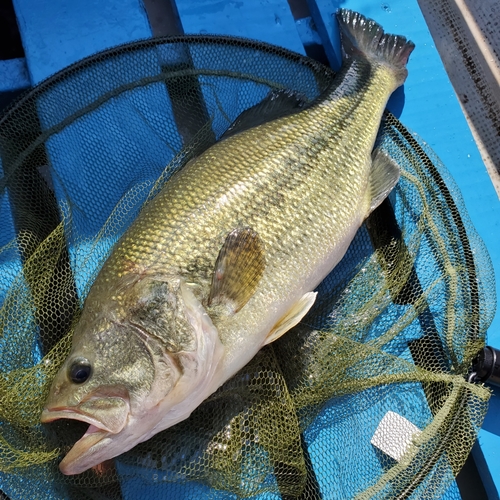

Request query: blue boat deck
[{"left": 0, "top": 0, "right": 499, "bottom": 498}]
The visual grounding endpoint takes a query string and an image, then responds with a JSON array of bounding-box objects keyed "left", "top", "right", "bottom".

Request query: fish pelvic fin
[
  {"left": 263, "top": 291, "right": 317, "bottom": 346},
  {"left": 337, "top": 9, "right": 415, "bottom": 87},
  {"left": 208, "top": 227, "right": 265, "bottom": 313},
  {"left": 366, "top": 147, "right": 400, "bottom": 216}
]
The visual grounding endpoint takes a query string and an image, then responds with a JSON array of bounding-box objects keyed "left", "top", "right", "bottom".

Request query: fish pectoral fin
[
  {"left": 221, "top": 89, "right": 307, "bottom": 139},
  {"left": 263, "top": 291, "right": 317, "bottom": 346},
  {"left": 208, "top": 227, "right": 265, "bottom": 313},
  {"left": 366, "top": 148, "right": 400, "bottom": 216}
]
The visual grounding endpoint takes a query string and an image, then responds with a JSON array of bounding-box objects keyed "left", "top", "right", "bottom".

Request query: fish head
[{"left": 41, "top": 274, "right": 223, "bottom": 474}]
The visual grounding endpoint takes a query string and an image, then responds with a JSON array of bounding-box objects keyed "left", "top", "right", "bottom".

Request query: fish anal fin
[
  {"left": 366, "top": 148, "right": 400, "bottom": 217},
  {"left": 208, "top": 228, "right": 265, "bottom": 313},
  {"left": 263, "top": 291, "right": 317, "bottom": 346}
]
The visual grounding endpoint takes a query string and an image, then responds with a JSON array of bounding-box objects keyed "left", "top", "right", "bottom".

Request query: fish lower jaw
[
  {"left": 59, "top": 429, "right": 111, "bottom": 475},
  {"left": 60, "top": 412, "right": 164, "bottom": 475},
  {"left": 40, "top": 409, "right": 120, "bottom": 475}
]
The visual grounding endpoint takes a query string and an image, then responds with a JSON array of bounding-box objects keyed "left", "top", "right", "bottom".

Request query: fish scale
[
  {"left": 41, "top": 9, "right": 414, "bottom": 475},
  {"left": 99, "top": 56, "right": 396, "bottom": 359},
  {"left": 105, "top": 63, "right": 381, "bottom": 397}
]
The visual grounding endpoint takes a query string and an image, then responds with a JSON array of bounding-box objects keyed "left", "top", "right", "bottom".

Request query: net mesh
[{"left": 0, "top": 35, "right": 496, "bottom": 499}]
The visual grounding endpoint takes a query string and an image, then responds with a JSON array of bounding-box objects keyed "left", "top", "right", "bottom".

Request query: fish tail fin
[{"left": 336, "top": 9, "right": 415, "bottom": 87}]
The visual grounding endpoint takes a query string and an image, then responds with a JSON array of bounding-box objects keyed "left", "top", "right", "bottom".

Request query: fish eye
[{"left": 69, "top": 358, "right": 92, "bottom": 384}]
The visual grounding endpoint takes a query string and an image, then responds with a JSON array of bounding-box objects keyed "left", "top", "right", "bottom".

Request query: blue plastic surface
[
  {"left": 176, "top": 0, "right": 305, "bottom": 55},
  {"left": 303, "top": 383, "right": 444, "bottom": 498},
  {"left": 295, "top": 17, "right": 322, "bottom": 47},
  {"left": 12, "top": 0, "right": 153, "bottom": 84},
  {"left": 38, "top": 77, "right": 183, "bottom": 237},
  {"left": 0, "top": 58, "right": 30, "bottom": 92},
  {"left": 0, "top": 58, "right": 31, "bottom": 110}
]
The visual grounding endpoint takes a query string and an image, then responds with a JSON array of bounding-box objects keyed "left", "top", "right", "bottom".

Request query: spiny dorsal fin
[
  {"left": 221, "top": 89, "right": 307, "bottom": 140},
  {"left": 263, "top": 291, "right": 317, "bottom": 345},
  {"left": 208, "top": 228, "right": 265, "bottom": 313},
  {"left": 366, "top": 147, "right": 400, "bottom": 216}
]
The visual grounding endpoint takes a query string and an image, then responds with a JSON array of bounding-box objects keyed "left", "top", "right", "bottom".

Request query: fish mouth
[
  {"left": 41, "top": 407, "right": 115, "bottom": 433},
  {"left": 41, "top": 409, "right": 111, "bottom": 475},
  {"left": 41, "top": 399, "right": 130, "bottom": 475},
  {"left": 40, "top": 407, "right": 123, "bottom": 434},
  {"left": 41, "top": 393, "right": 130, "bottom": 432},
  {"left": 60, "top": 424, "right": 111, "bottom": 475}
]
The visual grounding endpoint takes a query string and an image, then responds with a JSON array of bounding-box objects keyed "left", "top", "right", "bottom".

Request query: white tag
[{"left": 371, "top": 411, "right": 422, "bottom": 461}]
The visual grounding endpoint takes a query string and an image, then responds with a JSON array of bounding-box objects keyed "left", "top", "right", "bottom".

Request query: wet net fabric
[{"left": 0, "top": 36, "right": 496, "bottom": 499}]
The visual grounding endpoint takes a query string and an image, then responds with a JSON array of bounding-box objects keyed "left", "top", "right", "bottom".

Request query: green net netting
[{"left": 0, "top": 35, "right": 496, "bottom": 499}]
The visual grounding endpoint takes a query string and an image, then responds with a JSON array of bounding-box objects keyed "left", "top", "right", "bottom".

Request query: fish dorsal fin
[
  {"left": 221, "top": 89, "right": 307, "bottom": 140},
  {"left": 208, "top": 228, "right": 265, "bottom": 313},
  {"left": 366, "top": 148, "right": 400, "bottom": 216},
  {"left": 263, "top": 291, "right": 317, "bottom": 345}
]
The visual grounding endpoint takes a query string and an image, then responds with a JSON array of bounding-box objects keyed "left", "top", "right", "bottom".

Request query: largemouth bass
[{"left": 41, "top": 9, "right": 414, "bottom": 475}]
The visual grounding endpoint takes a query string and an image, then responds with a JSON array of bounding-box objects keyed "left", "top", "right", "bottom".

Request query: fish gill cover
[{"left": 0, "top": 30, "right": 496, "bottom": 500}]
